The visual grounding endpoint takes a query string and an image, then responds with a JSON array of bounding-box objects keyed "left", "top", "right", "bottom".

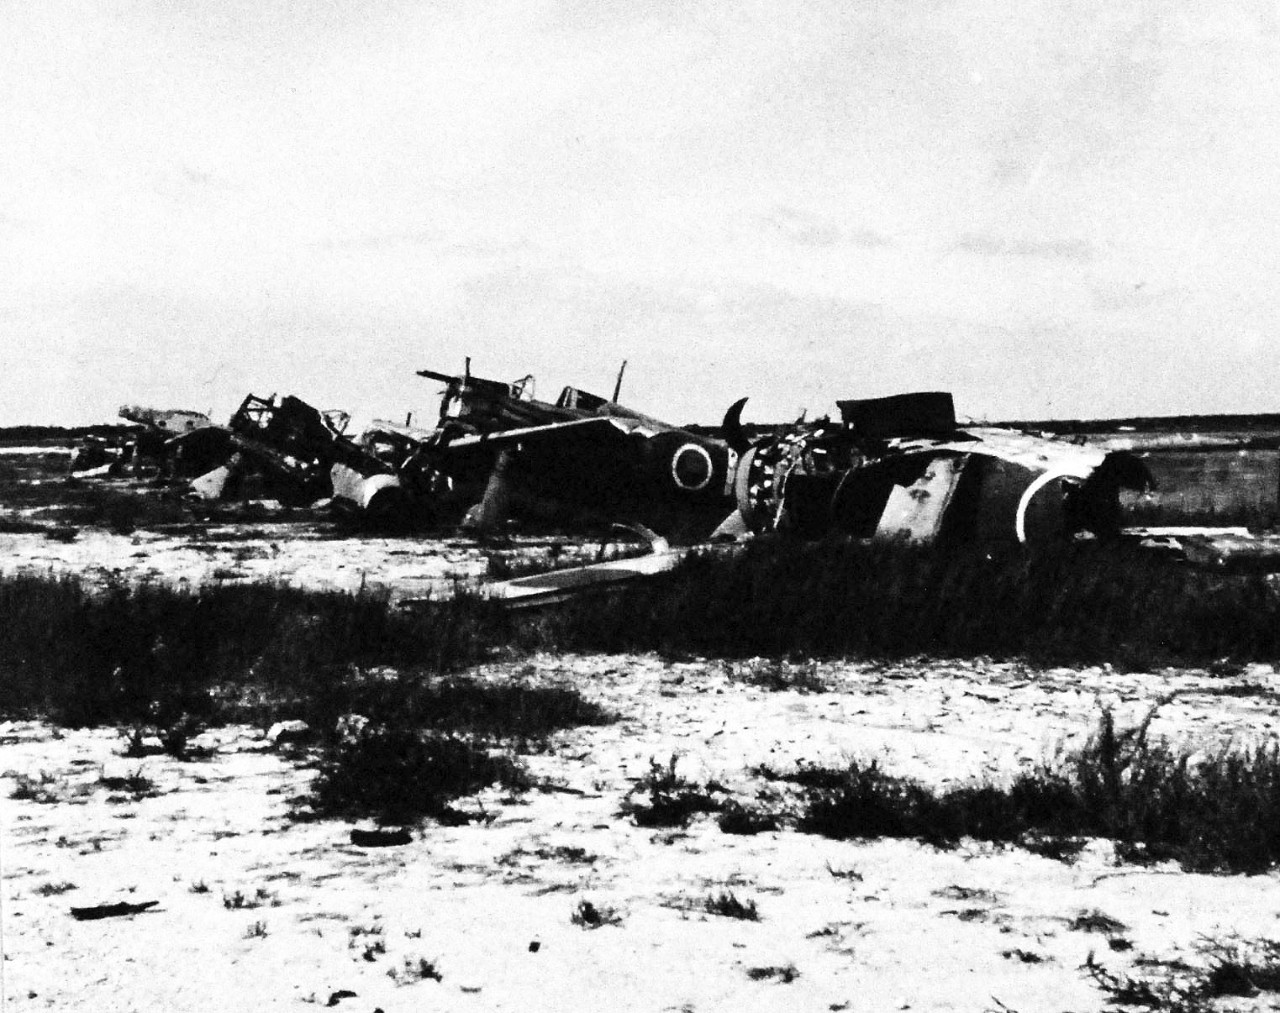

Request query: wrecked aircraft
[
  {"left": 185, "top": 394, "right": 408, "bottom": 524},
  {"left": 470, "top": 391, "right": 1155, "bottom": 606},
  {"left": 405, "top": 362, "right": 735, "bottom": 536},
  {"left": 715, "top": 392, "right": 1151, "bottom": 544},
  {"left": 78, "top": 361, "right": 1152, "bottom": 553},
  {"left": 67, "top": 406, "right": 215, "bottom": 477},
  {"left": 116, "top": 406, "right": 232, "bottom": 477},
  {"left": 373, "top": 369, "right": 1147, "bottom": 548}
]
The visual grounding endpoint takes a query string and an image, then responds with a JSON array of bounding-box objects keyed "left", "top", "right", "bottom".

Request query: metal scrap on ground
[{"left": 59, "top": 363, "right": 1280, "bottom": 590}]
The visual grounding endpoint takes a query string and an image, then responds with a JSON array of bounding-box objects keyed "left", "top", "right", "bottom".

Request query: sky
[{"left": 3, "top": 0, "right": 1279, "bottom": 428}]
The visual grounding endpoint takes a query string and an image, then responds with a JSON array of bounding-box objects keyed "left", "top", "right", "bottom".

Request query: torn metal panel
[
  {"left": 329, "top": 465, "right": 405, "bottom": 519},
  {"left": 837, "top": 391, "right": 957, "bottom": 437},
  {"left": 1169, "top": 532, "right": 1280, "bottom": 573},
  {"left": 873, "top": 455, "right": 967, "bottom": 542},
  {"left": 118, "top": 406, "right": 213, "bottom": 434},
  {"left": 478, "top": 542, "right": 742, "bottom": 609},
  {"left": 190, "top": 461, "right": 235, "bottom": 501}
]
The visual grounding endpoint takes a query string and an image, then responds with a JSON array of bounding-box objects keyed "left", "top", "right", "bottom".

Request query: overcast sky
[{"left": 3, "top": 0, "right": 1278, "bottom": 428}]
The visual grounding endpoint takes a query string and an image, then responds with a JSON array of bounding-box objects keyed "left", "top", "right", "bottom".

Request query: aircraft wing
[
  {"left": 889, "top": 427, "right": 1108, "bottom": 479},
  {"left": 431, "top": 413, "right": 736, "bottom": 524},
  {"left": 441, "top": 414, "right": 663, "bottom": 450},
  {"left": 430, "top": 415, "right": 668, "bottom": 477}
]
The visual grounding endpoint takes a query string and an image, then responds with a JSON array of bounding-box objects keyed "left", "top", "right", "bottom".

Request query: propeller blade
[{"left": 721, "top": 397, "right": 751, "bottom": 454}]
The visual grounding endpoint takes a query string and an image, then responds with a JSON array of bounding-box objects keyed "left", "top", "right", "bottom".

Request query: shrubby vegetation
[
  {"left": 5, "top": 539, "right": 1280, "bottom": 833},
  {"left": 781, "top": 709, "right": 1280, "bottom": 874},
  {"left": 527, "top": 538, "right": 1280, "bottom": 668}
]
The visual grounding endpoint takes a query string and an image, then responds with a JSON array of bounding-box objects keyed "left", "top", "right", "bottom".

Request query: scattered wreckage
[
  {"left": 713, "top": 392, "right": 1150, "bottom": 544},
  {"left": 70, "top": 364, "right": 1280, "bottom": 596},
  {"left": 69, "top": 406, "right": 217, "bottom": 478},
  {"left": 194, "top": 394, "right": 409, "bottom": 523},
  {"left": 474, "top": 390, "right": 1156, "bottom": 606},
  {"left": 399, "top": 362, "right": 736, "bottom": 537},
  {"left": 74, "top": 373, "right": 1152, "bottom": 547}
]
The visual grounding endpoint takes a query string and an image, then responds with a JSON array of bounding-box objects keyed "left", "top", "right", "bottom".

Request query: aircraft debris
[
  {"left": 715, "top": 392, "right": 1151, "bottom": 544},
  {"left": 219, "top": 394, "right": 409, "bottom": 524},
  {"left": 69, "top": 363, "right": 1280, "bottom": 585},
  {"left": 407, "top": 362, "right": 735, "bottom": 537}
]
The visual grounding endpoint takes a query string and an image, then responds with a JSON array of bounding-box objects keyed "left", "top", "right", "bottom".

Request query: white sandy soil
[{"left": 5, "top": 652, "right": 1280, "bottom": 1013}]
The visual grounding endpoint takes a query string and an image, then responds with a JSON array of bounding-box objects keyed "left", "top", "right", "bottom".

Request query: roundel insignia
[{"left": 670, "top": 443, "right": 714, "bottom": 492}]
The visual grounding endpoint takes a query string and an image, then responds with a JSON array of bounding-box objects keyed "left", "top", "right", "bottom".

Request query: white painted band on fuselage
[{"left": 1014, "top": 468, "right": 1073, "bottom": 543}]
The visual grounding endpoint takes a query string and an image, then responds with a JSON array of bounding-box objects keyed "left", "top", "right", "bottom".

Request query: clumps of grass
[
  {"left": 0, "top": 572, "right": 507, "bottom": 730},
  {"left": 0, "top": 516, "right": 47, "bottom": 535},
  {"left": 519, "top": 539, "right": 1280, "bottom": 669},
  {"left": 1208, "top": 656, "right": 1248, "bottom": 679},
  {"left": 792, "top": 708, "right": 1280, "bottom": 874},
  {"left": 1070, "top": 909, "right": 1127, "bottom": 934},
  {"left": 306, "top": 726, "right": 530, "bottom": 825},
  {"left": 1020, "top": 833, "right": 1089, "bottom": 863},
  {"left": 717, "top": 802, "right": 780, "bottom": 836},
  {"left": 349, "top": 923, "right": 390, "bottom": 961},
  {"left": 319, "top": 674, "right": 614, "bottom": 745},
  {"left": 244, "top": 920, "right": 268, "bottom": 939},
  {"left": 934, "top": 885, "right": 1000, "bottom": 904},
  {"left": 55, "top": 487, "right": 191, "bottom": 535},
  {"left": 1199, "top": 937, "right": 1280, "bottom": 998},
  {"left": 223, "top": 887, "right": 276, "bottom": 910},
  {"left": 33, "top": 881, "right": 76, "bottom": 897},
  {"left": 1087, "top": 937, "right": 1280, "bottom": 1011},
  {"left": 571, "top": 899, "right": 623, "bottom": 929},
  {"left": 303, "top": 671, "right": 613, "bottom": 825},
  {"left": 120, "top": 716, "right": 208, "bottom": 760},
  {"left": 498, "top": 845, "right": 596, "bottom": 866},
  {"left": 189, "top": 880, "right": 210, "bottom": 894},
  {"left": 8, "top": 770, "right": 68, "bottom": 804},
  {"left": 746, "top": 964, "right": 799, "bottom": 983},
  {"left": 703, "top": 891, "right": 759, "bottom": 921},
  {"left": 619, "top": 756, "right": 725, "bottom": 828},
  {"left": 98, "top": 768, "right": 158, "bottom": 799},
  {"left": 730, "top": 659, "right": 827, "bottom": 694},
  {"left": 394, "top": 957, "right": 443, "bottom": 984},
  {"left": 358, "top": 939, "right": 386, "bottom": 962}
]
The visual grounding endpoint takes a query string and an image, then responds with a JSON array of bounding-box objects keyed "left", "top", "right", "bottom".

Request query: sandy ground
[
  {"left": 4, "top": 464, "right": 1280, "bottom": 1013},
  {"left": 5, "top": 649, "right": 1280, "bottom": 1013},
  {"left": 0, "top": 527, "right": 637, "bottom": 604}
]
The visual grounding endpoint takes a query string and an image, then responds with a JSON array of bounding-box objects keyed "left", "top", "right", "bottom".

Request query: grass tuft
[
  {"left": 716, "top": 802, "right": 780, "bottom": 836},
  {"left": 619, "top": 756, "right": 724, "bottom": 828},
  {"left": 1087, "top": 936, "right": 1280, "bottom": 1011},
  {"left": 518, "top": 539, "right": 1280, "bottom": 669},
  {"left": 33, "top": 881, "right": 76, "bottom": 897},
  {"left": 792, "top": 709, "right": 1280, "bottom": 874},
  {"left": 703, "top": 891, "right": 760, "bottom": 921},
  {"left": 746, "top": 964, "right": 800, "bottom": 983},
  {"left": 571, "top": 899, "right": 623, "bottom": 929},
  {"left": 307, "top": 726, "right": 530, "bottom": 825}
]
